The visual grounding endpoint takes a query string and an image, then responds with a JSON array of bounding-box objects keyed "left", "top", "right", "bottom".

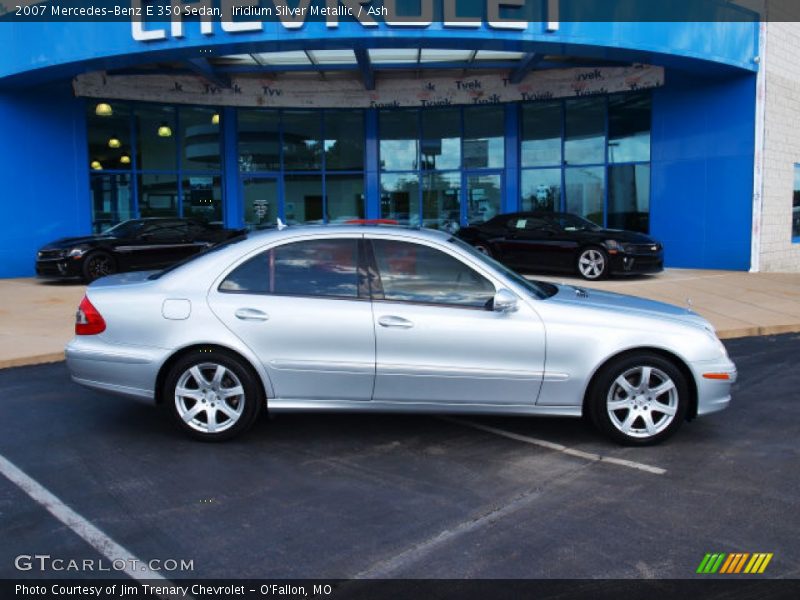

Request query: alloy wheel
[
  {"left": 87, "top": 254, "right": 114, "bottom": 279},
  {"left": 606, "top": 366, "right": 679, "bottom": 439},
  {"left": 578, "top": 249, "right": 606, "bottom": 279},
  {"left": 174, "top": 363, "right": 246, "bottom": 434}
]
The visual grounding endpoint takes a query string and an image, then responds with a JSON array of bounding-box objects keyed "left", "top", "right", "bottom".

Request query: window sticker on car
[{"left": 516, "top": 219, "right": 527, "bottom": 229}]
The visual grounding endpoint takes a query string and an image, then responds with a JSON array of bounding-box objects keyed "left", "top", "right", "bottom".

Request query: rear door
[
  {"left": 367, "top": 236, "right": 546, "bottom": 405},
  {"left": 207, "top": 235, "right": 376, "bottom": 401}
]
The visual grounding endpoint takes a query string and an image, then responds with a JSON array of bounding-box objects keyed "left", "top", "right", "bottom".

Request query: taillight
[{"left": 75, "top": 296, "right": 106, "bottom": 335}]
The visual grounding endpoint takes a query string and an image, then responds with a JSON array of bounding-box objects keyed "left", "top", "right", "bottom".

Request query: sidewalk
[{"left": 1, "top": 269, "right": 800, "bottom": 369}]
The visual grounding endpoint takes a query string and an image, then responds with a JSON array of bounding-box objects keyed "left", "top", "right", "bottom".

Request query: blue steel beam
[
  {"left": 508, "top": 52, "right": 544, "bottom": 84},
  {"left": 354, "top": 48, "right": 375, "bottom": 91},
  {"left": 184, "top": 58, "right": 230, "bottom": 88}
]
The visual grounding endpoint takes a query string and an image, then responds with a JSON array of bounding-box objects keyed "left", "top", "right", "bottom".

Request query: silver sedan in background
[{"left": 66, "top": 226, "right": 736, "bottom": 445}]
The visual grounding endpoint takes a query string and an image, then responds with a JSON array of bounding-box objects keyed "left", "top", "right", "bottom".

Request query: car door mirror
[{"left": 492, "top": 289, "right": 519, "bottom": 313}]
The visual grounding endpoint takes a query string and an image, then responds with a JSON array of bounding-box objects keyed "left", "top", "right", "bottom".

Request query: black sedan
[
  {"left": 457, "top": 212, "right": 664, "bottom": 280},
  {"left": 36, "top": 218, "right": 245, "bottom": 282}
]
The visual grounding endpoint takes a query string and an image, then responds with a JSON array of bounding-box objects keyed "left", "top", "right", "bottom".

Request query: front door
[
  {"left": 208, "top": 235, "right": 375, "bottom": 402},
  {"left": 367, "top": 236, "right": 546, "bottom": 405},
  {"left": 464, "top": 172, "right": 503, "bottom": 227},
  {"left": 242, "top": 177, "right": 279, "bottom": 230}
]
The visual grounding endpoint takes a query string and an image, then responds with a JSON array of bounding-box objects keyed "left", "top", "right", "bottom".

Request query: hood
[
  {"left": 550, "top": 285, "right": 710, "bottom": 330},
  {"left": 39, "top": 235, "right": 112, "bottom": 250}
]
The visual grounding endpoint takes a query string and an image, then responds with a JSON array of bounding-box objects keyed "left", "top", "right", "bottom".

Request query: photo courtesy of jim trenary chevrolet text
[{"left": 1, "top": 1, "right": 799, "bottom": 599}]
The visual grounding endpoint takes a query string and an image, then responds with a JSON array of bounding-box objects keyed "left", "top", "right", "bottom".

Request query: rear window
[
  {"left": 220, "top": 239, "right": 361, "bottom": 299},
  {"left": 147, "top": 234, "right": 247, "bottom": 280}
]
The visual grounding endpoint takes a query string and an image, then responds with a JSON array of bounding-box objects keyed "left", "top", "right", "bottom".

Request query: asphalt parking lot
[{"left": 0, "top": 334, "right": 798, "bottom": 581}]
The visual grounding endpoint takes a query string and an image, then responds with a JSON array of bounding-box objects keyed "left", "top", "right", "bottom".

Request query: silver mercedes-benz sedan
[{"left": 66, "top": 225, "right": 736, "bottom": 445}]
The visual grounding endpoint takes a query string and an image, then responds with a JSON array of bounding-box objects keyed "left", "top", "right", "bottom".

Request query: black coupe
[
  {"left": 457, "top": 212, "right": 664, "bottom": 280},
  {"left": 36, "top": 218, "right": 245, "bottom": 282}
]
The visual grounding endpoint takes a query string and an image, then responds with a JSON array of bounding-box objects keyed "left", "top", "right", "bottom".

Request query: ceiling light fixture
[
  {"left": 120, "top": 154, "right": 131, "bottom": 165},
  {"left": 158, "top": 123, "right": 173, "bottom": 137},
  {"left": 90, "top": 160, "right": 103, "bottom": 170},
  {"left": 211, "top": 113, "right": 220, "bottom": 125},
  {"left": 95, "top": 102, "right": 113, "bottom": 117},
  {"left": 108, "top": 136, "right": 121, "bottom": 149}
]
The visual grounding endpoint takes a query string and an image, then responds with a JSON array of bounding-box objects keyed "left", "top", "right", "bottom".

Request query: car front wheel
[
  {"left": 577, "top": 247, "right": 609, "bottom": 280},
  {"left": 588, "top": 353, "right": 689, "bottom": 445},
  {"left": 165, "top": 350, "right": 263, "bottom": 441},
  {"left": 82, "top": 251, "right": 117, "bottom": 282}
]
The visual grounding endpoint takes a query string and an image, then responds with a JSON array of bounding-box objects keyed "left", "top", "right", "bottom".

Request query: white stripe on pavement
[
  {"left": 0, "top": 453, "right": 168, "bottom": 581},
  {"left": 440, "top": 417, "right": 667, "bottom": 475}
]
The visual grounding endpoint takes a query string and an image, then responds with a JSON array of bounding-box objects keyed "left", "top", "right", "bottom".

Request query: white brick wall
[{"left": 758, "top": 21, "right": 800, "bottom": 272}]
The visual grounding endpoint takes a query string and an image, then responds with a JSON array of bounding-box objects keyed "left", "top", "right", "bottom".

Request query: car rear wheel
[
  {"left": 474, "top": 243, "right": 493, "bottom": 257},
  {"left": 588, "top": 353, "right": 688, "bottom": 446},
  {"left": 165, "top": 350, "right": 263, "bottom": 442},
  {"left": 577, "top": 247, "right": 609, "bottom": 280},
  {"left": 82, "top": 251, "right": 116, "bottom": 282}
]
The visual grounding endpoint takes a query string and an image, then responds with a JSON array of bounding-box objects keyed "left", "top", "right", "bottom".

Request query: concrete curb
[{"left": 0, "top": 353, "right": 65, "bottom": 370}]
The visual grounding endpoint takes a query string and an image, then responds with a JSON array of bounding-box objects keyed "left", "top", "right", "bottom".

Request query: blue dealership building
[{"left": 0, "top": 2, "right": 770, "bottom": 278}]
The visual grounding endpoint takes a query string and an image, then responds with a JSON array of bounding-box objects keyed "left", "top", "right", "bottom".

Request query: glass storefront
[
  {"left": 85, "top": 92, "right": 651, "bottom": 233},
  {"left": 520, "top": 92, "right": 652, "bottom": 232}
]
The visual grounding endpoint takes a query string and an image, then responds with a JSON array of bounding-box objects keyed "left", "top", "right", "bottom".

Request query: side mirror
[{"left": 493, "top": 289, "right": 519, "bottom": 313}]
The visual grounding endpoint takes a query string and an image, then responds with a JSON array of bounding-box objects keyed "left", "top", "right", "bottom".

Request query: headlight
[
  {"left": 67, "top": 246, "right": 89, "bottom": 258},
  {"left": 704, "top": 327, "right": 729, "bottom": 358},
  {"left": 605, "top": 240, "right": 623, "bottom": 253}
]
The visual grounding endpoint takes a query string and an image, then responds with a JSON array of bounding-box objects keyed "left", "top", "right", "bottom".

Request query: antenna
[{"left": 276, "top": 218, "right": 287, "bottom": 231}]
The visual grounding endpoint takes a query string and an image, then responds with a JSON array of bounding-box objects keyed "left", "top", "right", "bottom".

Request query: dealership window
[
  {"left": 519, "top": 92, "right": 651, "bottom": 232},
  {"left": 380, "top": 105, "right": 502, "bottom": 229},
  {"left": 793, "top": 165, "right": 800, "bottom": 242},
  {"left": 89, "top": 174, "right": 134, "bottom": 234},
  {"left": 237, "top": 109, "right": 365, "bottom": 227},
  {"left": 86, "top": 102, "right": 223, "bottom": 230}
]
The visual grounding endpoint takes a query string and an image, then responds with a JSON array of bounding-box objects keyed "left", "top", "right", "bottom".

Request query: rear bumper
[
  {"left": 65, "top": 337, "right": 166, "bottom": 404},
  {"left": 690, "top": 357, "right": 737, "bottom": 417}
]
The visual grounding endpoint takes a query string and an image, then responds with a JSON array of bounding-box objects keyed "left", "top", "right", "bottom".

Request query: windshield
[
  {"left": 551, "top": 214, "right": 601, "bottom": 232},
  {"left": 447, "top": 236, "right": 558, "bottom": 300},
  {"left": 147, "top": 233, "right": 248, "bottom": 280},
  {"left": 105, "top": 220, "right": 145, "bottom": 238}
]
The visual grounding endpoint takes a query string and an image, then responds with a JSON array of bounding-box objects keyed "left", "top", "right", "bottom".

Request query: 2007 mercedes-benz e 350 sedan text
[{"left": 66, "top": 226, "right": 736, "bottom": 445}]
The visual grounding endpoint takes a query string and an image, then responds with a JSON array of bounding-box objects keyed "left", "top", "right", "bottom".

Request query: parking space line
[
  {"left": 0, "top": 453, "right": 168, "bottom": 581},
  {"left": 439, "top": 417, "right": 666, "bottom": 475}
]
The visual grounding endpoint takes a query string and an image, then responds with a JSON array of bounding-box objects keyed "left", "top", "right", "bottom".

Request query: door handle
[
  {"left": 235, "top": 308, "right": 269, "bottom": 322},
  {"left": 378, "top": 315, "right": 414, "bottom": 329}
]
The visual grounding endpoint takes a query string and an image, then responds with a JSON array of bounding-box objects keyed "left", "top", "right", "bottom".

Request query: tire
[
  {"left": 82, "top": 251, "right": 117, "bottom": 282},
  {"left": 164, "top": 350, "right": 263, "bottom": 442},
  {"left": 577, "top": 247, "right": 609, "bottom": 280},
  {"left": 587, "top": 353, "right": 689, "bottom": 446},
  {"left": 474, "top": 243, "right": 493, "bottom": 257}
]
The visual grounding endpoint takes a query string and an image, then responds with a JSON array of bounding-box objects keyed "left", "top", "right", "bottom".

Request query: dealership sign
[
  {"left": 74, "top": 65, "right": 663, "bottom": 109},
  {"left": 129, "top": 0, "right": 562, "bottom": 39}
]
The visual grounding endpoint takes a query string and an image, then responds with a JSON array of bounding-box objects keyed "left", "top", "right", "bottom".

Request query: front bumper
[
  {"left": 691, "top": 357, "right": 738, "bottom": 417},
  {"left": 35, "top": 257, "right": 83, "bottom": 278},
  {"left": 609, "top": 251, "right": 664, "bottom": 275}
]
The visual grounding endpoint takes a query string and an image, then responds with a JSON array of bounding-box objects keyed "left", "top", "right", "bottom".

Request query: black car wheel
[
  {"left": 474, "top": 243, "right": 493, "bottom": 257},
  {"left": 82, "top": 251, "right": 117, "bottom": 282},
  {"left": 577, "top": 247, "right": 609, "bottom": 280},
  {"left": 165, "top": 350, "right": 263, "bottom": 442},
  {"left": 587, "top": 352, "right": 689, "bottom": 446}
]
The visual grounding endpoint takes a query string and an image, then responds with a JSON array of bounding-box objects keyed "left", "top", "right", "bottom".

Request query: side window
[
  {"left": 371, "top": 239, "right": 495, "bottom": 308},
  {"left": 220, "top": 238, "right": 360, "bottom": 299}
]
